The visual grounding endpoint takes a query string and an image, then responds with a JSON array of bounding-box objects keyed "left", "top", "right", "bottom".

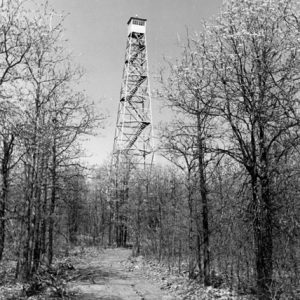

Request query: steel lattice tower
[
  {"left": 110, "top": 17, "right": 154, "bottom": 247},
  {"left": 112, "top": 17, "right": 154, "bottom": 174}
]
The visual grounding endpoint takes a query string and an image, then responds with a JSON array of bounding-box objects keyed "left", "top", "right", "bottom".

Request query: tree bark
[
  {"left": 187, "top": 172, "right": 195, "bottom": 279},
  {"left": 48, "top": 130, "right": 57, "bottom": 266},
  {"left": 41, "top": 175, "right": 48, "bottom": 256},
  {"left": 0, "top": 136, "right": 14, "bottom": 261},
  {"left": 256, "top": 126, "right": 273, "bottom": 300},
  {"left": 197, "top": 112, "right": 210, "bottom": 286}
]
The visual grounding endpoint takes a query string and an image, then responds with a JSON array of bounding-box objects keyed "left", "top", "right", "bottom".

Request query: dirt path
[{"left": 68, "top": 248, "right": 175, "bottom": 300}]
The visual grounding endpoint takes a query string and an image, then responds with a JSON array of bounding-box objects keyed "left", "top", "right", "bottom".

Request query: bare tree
[
  {"left": 204, "top": 0, "right": 300, "bottom": 298},
  {"left": 13, "top": 2, "right": 103, "bottom": 279},
  {"left": 159, "top": 120, "right": 198, "bottom": 278},
  {"left": 159, "top": 35, "right": 217, "bottom": 285},
  {"left": 0, "top": 0, "right": 31, "bottom": 261}
]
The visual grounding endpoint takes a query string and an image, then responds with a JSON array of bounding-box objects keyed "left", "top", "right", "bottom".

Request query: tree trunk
[
  {"left": 16, "top": 162, "right": 33, "bottom": 281},
  {"left": 197, "top": 112, "right": 210, "bottom": 285},
  {"left": 0, "top": 136, "right": 14, "bottom": 261},
  {"left": 253, "top": 126, "right": 273, "bottom": 300},
  {"left": 196, "top": 231, "right": 202, "bottom": 278},
  {"left": 255, "top": 181, "right": 273, "bottom": 299},
  {"left": 32, "top": 154, "right": 46, "bottom": 273},
  {"left": 48, "top": 132, "right": 57, "bottom": 266},
  {"left": 41, "top": 176, "right": 48, "bottom": 256},
  {"left": 133, "top": 194, "right": 141, "bottom": 256},
  {"left": 187, "top": 174, "right": 195, "bottom": 279},
  {"left": 108, "top": 209, "right": 113, "bottom": 246},
  {"left": 158, "top": 200, "right": 163, "bottom": 261}
]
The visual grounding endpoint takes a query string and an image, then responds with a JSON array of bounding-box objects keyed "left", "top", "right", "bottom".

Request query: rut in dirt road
[{"left": 68, "top": 248, "right": 175, "bottom": 300}]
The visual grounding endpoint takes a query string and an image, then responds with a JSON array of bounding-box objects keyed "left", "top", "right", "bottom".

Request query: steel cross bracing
[
  {"left": 109, "top": 18, "right": 154, "bottom": 247},
  {"left": 112, "top": 21, "right": 154, "bottom": 174}
]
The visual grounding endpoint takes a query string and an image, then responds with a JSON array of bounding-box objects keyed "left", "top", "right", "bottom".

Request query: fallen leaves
[{"left": 123, "top": 255, "right": 257, "bottom": 300}]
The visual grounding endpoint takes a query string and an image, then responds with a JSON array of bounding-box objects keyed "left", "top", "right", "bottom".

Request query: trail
[{"left": 68, "top": 248, "right": 175, "bottom": 300}]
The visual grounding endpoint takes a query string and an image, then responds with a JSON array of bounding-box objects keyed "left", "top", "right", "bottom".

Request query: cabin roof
[{"left": 127, "top": 17, "right": 147, "bottom": 25}]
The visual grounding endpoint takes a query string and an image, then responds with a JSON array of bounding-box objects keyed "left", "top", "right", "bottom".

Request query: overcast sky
[{"left": 47, "top": 0, "right": 223, "bottom": 165}]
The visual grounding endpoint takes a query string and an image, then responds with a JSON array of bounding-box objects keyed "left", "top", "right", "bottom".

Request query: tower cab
[{"left": 127, "top": 17, "right": 147, "bottom": 36}]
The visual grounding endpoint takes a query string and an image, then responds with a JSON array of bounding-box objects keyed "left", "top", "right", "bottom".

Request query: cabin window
[{"left": 132, "top": 20, "right": 145, "bottom": 26}]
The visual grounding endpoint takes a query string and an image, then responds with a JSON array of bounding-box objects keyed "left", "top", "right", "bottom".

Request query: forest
[{"left": 0, "top": 0, "right": 299, "bottom": 300}]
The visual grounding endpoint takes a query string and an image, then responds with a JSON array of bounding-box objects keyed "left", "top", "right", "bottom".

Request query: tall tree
[
  {"left": 0, "top": 0, "right": 31, "bottom": 261},
  {"left": 204, "top": 0, "right": 300, "bottom": 298},
  {"left": 159, "top": 36, "right": 217, "bottom": 285},
  {"left": 14, "top": 1, "right": 101, "bottom": 279}
]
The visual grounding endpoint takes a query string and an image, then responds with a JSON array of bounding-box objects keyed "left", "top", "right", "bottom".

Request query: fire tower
[
  {"left": 112, "top": 17, "right": 154, "bottom": 174},
  {"left": 110, "top": 17, "right": 154, "bottom": 247}
]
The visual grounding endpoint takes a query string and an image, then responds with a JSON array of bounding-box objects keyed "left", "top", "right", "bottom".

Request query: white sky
[{"left": 47, "top": 0, "right": 223, "bottom": 166}]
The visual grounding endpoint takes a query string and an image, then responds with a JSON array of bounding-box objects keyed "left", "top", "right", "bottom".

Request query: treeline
[
  {"left": 81, "top": 1, "right": 299, "bottom": 300},
  {"left": 154, "top": 1, "right": 300, "bottom": 298},
  {"left": 0, "top": 0, "right": 101, "bottom": 281}
]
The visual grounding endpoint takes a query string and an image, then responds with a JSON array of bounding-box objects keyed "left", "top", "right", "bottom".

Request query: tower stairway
[
  {"left": 121, "top": 75, "right": 147, "bottom": 103},
  {"left": 125, "top": 121, "right": 150, "bottom": 151},
  {"left": 125, "top": 44, "right": 145, "bottom": 65}
]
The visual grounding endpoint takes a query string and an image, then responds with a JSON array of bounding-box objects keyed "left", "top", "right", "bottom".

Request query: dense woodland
[
  {"left": 0, "top": 1, "right": 299, "bottom": 300},
  {"left": 0, "top": 0, "right": 102, "bottom": 280}
]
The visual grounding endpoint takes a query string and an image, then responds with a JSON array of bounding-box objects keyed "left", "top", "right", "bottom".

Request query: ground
[
  {"left": 68, "top": 248, "right": 175, "bottom": 300},
  {"left": 0, "top": 247, "right": 254, "bottom": 299}
]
